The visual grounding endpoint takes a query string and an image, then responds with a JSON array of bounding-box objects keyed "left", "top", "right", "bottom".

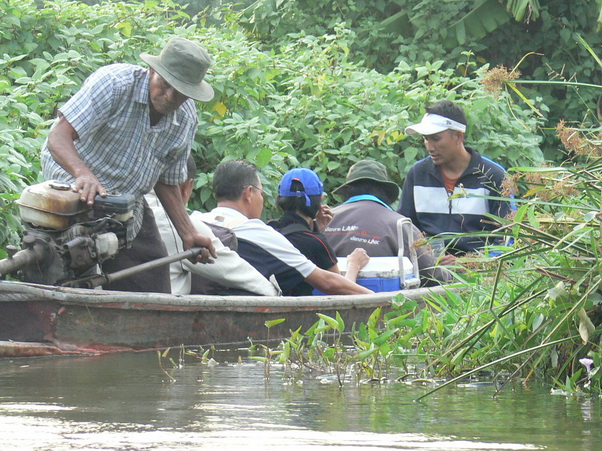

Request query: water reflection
[{"left": 0, "top": 350, "right": 599, "bottom": 450}]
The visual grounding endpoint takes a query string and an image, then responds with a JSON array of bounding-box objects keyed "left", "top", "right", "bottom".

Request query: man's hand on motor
[{"left": 73, "top": 172, "right": 107, "bottom": 206}]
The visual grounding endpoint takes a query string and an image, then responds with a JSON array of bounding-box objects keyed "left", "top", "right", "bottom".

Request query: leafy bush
[
  {"left": 0, "top": 0, "right": 192, "bottom": 248},
  {"left": 240, "top": 0, "right": 602, "bottom": 161},
  {"left": 1, "top": 0, "right": 544, "bottom": 251}
]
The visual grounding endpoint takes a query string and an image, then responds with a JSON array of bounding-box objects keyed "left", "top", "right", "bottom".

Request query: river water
[{"left": 0, "top": 349, "right": 599, "bottom": 450}]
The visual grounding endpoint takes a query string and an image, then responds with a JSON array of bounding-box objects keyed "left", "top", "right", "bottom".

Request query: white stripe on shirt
[{"left": 414, "top": 185, "right": 489, "bottom": 216}]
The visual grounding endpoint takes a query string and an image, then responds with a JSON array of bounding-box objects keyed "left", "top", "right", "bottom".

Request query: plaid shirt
[{"left": 41, "top": 63, "right": 198, "bottom": 236}]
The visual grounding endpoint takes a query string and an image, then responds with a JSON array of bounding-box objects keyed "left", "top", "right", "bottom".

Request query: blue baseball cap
[{"left": 278, "top": 167, "right": 324, "bottom": 207}]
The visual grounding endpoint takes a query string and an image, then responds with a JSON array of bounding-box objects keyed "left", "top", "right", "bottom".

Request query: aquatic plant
[
  {"left": 248, "top": 318, "right": 287, "bottom": 378},
  {"left": 157, "top": 348, "right": 178, "bottom": 383}
]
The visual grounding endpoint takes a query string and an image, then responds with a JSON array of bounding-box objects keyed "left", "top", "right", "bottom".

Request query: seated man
[
  {"left": 267, "top": 167, "right": 369, "bottom": 296},
  {"left": 145, "top": 156, "right": 279, "bottom": 296},
  {"left": 200, "top": 160, "right": 373, "bottom": 296},
  {"left": 323, "top": 160, "right": 451, "bottom": 286},
  {"left": 399, "top": 100, "right": 512, "bottom": 259}
]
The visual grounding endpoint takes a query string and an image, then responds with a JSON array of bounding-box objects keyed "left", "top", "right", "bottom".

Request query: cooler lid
[{"left": 337, "top": 256, "right": 413, "bottom": 279}]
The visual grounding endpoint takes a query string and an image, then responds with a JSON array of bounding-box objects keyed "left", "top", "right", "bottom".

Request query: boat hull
[{"left": 0, "top": 281, "right": 451, "bottom": 357}]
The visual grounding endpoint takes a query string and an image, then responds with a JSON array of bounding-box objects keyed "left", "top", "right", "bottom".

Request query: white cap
[{"left": 405, "top": 113, "right": 467, "bottom": 135}]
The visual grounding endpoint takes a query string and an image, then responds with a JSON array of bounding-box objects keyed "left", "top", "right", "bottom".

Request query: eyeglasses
[{"left": 245, "top": 184, "right": 265, "bottom": 198}]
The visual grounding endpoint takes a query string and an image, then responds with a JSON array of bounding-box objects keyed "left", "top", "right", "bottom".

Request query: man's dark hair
[
  {"left": 340, "top": 180, "right": 396, "bottom": 206},
  {"left": 276, "top": 179, "right": 322, "bottom": 219},
  {"left": 426, "top": 100, "right": 467, "bottom": 126},
  {"left": 186, "top": 154, "right": 197, "bottom": 180},
  {"left": 213, "top": 160, "right": 259, "bottom": 201}
]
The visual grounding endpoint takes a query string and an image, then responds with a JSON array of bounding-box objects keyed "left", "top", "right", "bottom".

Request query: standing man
[
  {"left": 399, "top": 100, "right": 511, "bottom": 262},
  {"left": 41, "top": 37, "right": 216, "bottom": 292}
]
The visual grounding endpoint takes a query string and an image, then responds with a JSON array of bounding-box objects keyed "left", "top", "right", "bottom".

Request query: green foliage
[
  {"left": 192, "top": 15, "right": 545, "bottom": 213},
  {"left": 240, "top": 0, "right": 396, "bottom": 68},
  {"left": 1, "top": 0, "right": 545, "bottom": 251},
  {"left": 239, "top": 0, "right": 601, "bottom": 161},
  {"left": 0, "top": 0, "right": 193, "bottom": 247}
]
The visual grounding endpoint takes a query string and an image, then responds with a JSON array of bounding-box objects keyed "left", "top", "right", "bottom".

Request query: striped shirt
[
  {"left": 41, "top": 63, "right": 198, "bottom": 236},
  {"left": 399, "top": 147, "right": 511, "bottom": 254}
]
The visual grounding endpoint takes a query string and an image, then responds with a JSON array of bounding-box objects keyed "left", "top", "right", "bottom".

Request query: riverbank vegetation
[
  {"left": 0, "top": 0, "right": 548, "bottom": 248},
  {"left": 1, "top": 0, "right": 601, "bottom": 395},
  {"left": 258, "top": 122, "right": 602, "bottom": 397}
]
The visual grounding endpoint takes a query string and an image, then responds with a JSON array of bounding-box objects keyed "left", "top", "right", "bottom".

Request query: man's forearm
[
  {"left": 154, "top": 182, "right": 216, "bottom": 261},
  {"left": 47, "top": 116, "right": 106, "bottom": 204},
  {"left": 154, "top": 182, "right": 195, "bottom": 240}
]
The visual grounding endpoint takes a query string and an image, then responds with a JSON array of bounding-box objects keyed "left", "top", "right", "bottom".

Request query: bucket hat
[
  {"left": 278, "top": 167, "right": 323, "bottom": 207},
  {"left": 333, "top": 160, "right": 399, "bottom": 201},
  {"left": 141, "top": 37, "right": 214, "bottom": 102}
]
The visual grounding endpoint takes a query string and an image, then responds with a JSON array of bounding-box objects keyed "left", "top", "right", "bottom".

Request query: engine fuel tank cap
[{"left": 48, "top": 180, "right": 73, "bottom": 191}]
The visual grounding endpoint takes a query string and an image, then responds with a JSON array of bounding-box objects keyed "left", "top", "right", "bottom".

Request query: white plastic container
[{"left": 336, "top": 256, "right": 420, "bottom": 291}]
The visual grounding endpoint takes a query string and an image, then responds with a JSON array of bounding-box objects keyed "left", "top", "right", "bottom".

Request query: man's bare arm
[
  {"left": 305, "top": 267, "right": 373, "bottom": 295},
  {"left": 154, "top": 182, "right": 217, "bottom": 263},
  {"left": 47, "top": 116, "right": 107, "bottom": 205}
]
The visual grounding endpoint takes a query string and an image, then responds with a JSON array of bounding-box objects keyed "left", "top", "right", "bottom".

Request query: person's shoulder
[
  {"left": 481, "top": 155, "right": 507, "bottom": 174},
  {"left": 84, "top": 63, "right": 144, "bottom": 90},
  {"left": 330, "top": 203, "right": 349, "bottom": 214},
  {"left": 234, "top": 217, "right": 277, "bottom": 235},
  {"left": 178, "top": 98, "right": 198, "bottom": 120},
  {"left": 89, "top": 63, "right": 141, "bottom": 79},
  {"left": 189, "top": 211, "right": 219, "bottom": 238},
  {"left": 243, "top": 219, "right": 304, "bottom": 245},
  {"left": 266, "top": 214, "right": 289, "bottom": 229}
]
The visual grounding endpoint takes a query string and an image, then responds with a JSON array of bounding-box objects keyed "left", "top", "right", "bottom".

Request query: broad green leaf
[
  {"left": 356, "top": 347, "right": 379, "bottom": 361},
  {"left": 372, "top": 329, "right": 397, "bottom": 346},
  {"left": 316, "top": 313, "right": 339, "bottom": 330},
  {"left": 256, "top": 147, "right": 272, "bottom": 168},
  {"left": 116, "top": 21, "right": 132, "bottom": 37},
  {"left": 335, "top": 311, "right": 345, "bottom": 333}
]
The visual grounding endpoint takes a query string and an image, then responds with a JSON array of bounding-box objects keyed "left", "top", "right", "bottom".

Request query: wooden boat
[{"left": 0, "top": 280, "right": 452, "bottom": 358}]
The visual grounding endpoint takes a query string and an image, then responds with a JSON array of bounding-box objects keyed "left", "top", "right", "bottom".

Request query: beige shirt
[{"left": 145, "top": 192, "right": 279, "bottom": 296}]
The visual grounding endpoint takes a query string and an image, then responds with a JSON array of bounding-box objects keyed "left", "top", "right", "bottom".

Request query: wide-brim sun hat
[
  {"left": 405, "top": 113, "right": 467, "bottom": 135},
  {"left": 141, "top": 36, "right": 214, "bottom": 102},
  {"left": 332, "top": 160, "right": 399, "bottom": 201}
]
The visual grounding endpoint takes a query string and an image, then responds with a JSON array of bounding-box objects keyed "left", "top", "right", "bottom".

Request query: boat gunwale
[{"left": 0, "top": 280, "right": 458, "bottom": 312}]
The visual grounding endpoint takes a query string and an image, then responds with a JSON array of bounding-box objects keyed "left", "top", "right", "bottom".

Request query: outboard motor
[{"left": 0, "top": 180, "right": 135, "bottom": 285}]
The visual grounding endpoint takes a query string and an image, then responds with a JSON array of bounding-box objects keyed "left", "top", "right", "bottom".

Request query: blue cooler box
[{"left": 313, "top": 256, "right": 419, "bottom": 295}]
